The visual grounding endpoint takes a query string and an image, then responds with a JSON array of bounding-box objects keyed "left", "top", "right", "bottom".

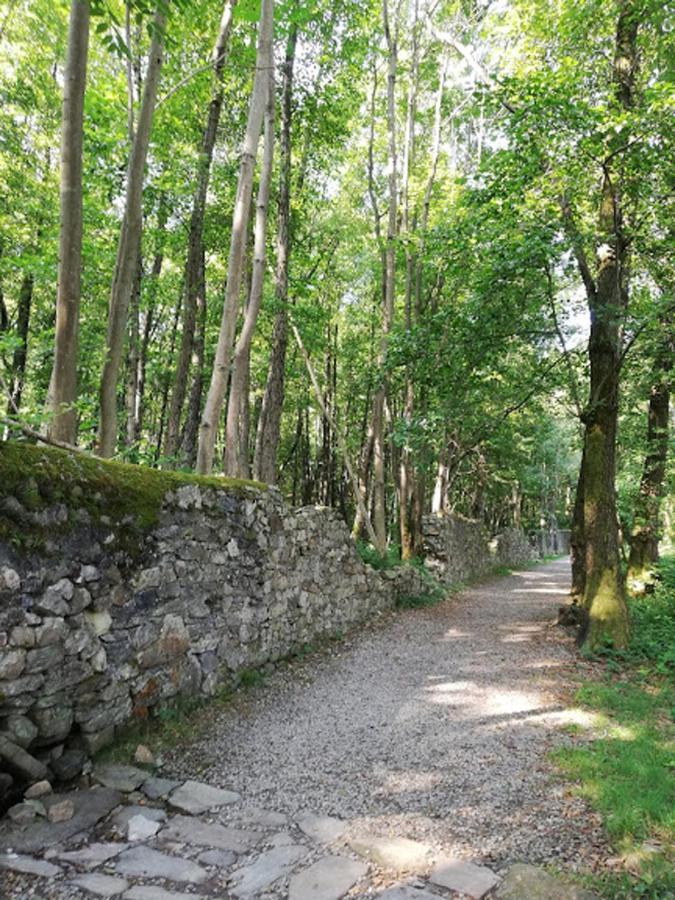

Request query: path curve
[{"left": 166, "top": 558, "right": 607, "bottom": 870}]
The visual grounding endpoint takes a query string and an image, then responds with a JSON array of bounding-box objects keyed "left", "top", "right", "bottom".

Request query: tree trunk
[
  {"left": 124, "top": 256, "right": 143, "bottom": 448},
  {"left": 7, "top": 271, "right": 33, "bottom": 415},
  {"left": 46, "top": 0, "right": 89, "bottom": 444},
  {"left": 197, "top": 0, "right": 274, "bottom": 474},
  {"left": 627, "top": 331, "right": 673, "bottom": 587},
  {"left": 252, "top": 22, "right": 298, "bottom": 484},
  {"left": 164, "top": 0, "right": 235, "bottom": 459},
  {"left": 371, "top": 0, "right": 398, "bottom": 554},
  {"left": 225, "top": 66, "right": 275, "bottom": 478},
  {"left": 570, "top": 451, "right": 586, "bottom": 600},
  {"left": 180, "top": 250, "right": 207, "bottom": 467},
  {"left": 98, "top": 6, "right": 166, "bottom": 457}
]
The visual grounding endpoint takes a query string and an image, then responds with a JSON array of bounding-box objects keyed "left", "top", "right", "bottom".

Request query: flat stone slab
[
  {"left": 115, "top": 846, "right": 208, "bottom": 884},
  {"left": 289, "top": 855, "right": 368, "bottom": 900},
  {"left": 93, "top": 765, "right": 148, "bottom": 793},
  {"left": 495, "top": 864, "right": 600, "bottom": 899},
  {"left": 230, "top": 844, "right": 309, "bottom": 898},
  {"left": 124, "top": 888, "right": 196, "bottom": 900},
  {"left": 0, "top": 852, "right": 63, "bottom": 877},
  {"left": 141, "top": 777, "right": 181, "bottom": 801},
  {"left": 0, "top": 787, "right": 121, "bottom": 854},
  {"left": 197, "top": 848, "right": 237, "bottom": 868},
  {"left": 297, "top": 813, "right": 347, "bottom": 845},
  {"left": 430, "top": 857, "right": 500, "bottom": 899},
  {"left": 57, "top": 842, "right": 128, "bottom": 869},
  {"left": 70, "top": 873, "right": 129, "bottom": 897},
  {"left": 168, "top": 779, "right": 240, "bottom": 814},
  {"left": 377, "top": 888, "right": 442, "bottom": 899},
  {"left": 239, "top": 806, "right": 288, "bottom": 827},
  {"left": 161, "top": 814, "right": 260, "bottom": 852},
  {"left": 350, "top": 835, "right": 433, "bottom": 873}
]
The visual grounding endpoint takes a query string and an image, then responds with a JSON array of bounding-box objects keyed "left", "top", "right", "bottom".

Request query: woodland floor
[{"left": 1, "top": 559, "right": 611, "bottom": 898}]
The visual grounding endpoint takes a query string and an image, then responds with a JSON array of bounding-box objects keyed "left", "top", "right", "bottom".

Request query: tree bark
[
  {"left": 371, "top": 0, "right": 398, "bottom": 554},
  {"left": 46, "top": 0, "right": 89, "bottom": 445},
  {"left": 225, "top": 67, "right": 275, "bottom": 478},
  {"left": 197, "top": 0, "right": 274, "bottom": 474},
  {"left": 164, "top": 0, "right": 235, "bottom": 459},
  {"left": 576, "top": 1, "right": 637, "bottom": 649},
  {"left": 179, "top": 249, "right": 207, "bottom": 468},
  {"left": 627, "top": 328, "right": 673, "bottom": 587},
  {"left": 98, "top": 6, "right": 166, "bottom": 457},
  {"left": 252, "top": 22, "right": 298, "bottom": 484},
  {"left": 7, "top": 271, "right": 33, "bottom": 415}
]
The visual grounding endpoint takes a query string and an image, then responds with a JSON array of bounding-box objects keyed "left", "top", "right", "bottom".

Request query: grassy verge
[{"left": 551, "top": 556, "right": 675, "bottom": 899}]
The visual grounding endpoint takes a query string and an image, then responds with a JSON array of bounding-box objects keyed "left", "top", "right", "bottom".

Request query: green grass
[{"left": 551, "top": 556, "right": 675, "bottom": 898}]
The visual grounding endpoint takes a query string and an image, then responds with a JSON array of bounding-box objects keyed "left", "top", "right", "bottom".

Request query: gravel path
[{"left": 166, "top": 558, "right": 608, "bottom": 873}]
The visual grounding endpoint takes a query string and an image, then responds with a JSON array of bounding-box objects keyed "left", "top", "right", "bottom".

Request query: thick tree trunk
[
  {"left": 627, "top": 336, "right": 672, "bottom": 587},
  {"left": 197, "top": 0, "right": 274, "bottom": 474},
  {"left": 252, "top": 22, "right": 298, "bottom": 484},
  {"left": 46, "top": 0, "right": 89, "bottom": 445},
  {"left": 568, "top": 0, "right": 637, "bottom": 649},
  {"left": 164, "top": 0, "right": 235, "bottom": 460},
  {"left": 98, "top": 7, "right": 166, "bottom": 457},
  {"left": 225, "top": 68, "right": 275, "bottom": 478}
]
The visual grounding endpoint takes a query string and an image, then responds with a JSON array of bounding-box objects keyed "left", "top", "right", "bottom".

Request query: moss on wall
[{"left": 0, "top": 440, "right": 266, "bottom": 551}]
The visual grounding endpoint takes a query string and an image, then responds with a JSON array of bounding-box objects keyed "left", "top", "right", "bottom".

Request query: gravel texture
[{"left": 164, "top": 558, "right": 608, "bottom": 871}]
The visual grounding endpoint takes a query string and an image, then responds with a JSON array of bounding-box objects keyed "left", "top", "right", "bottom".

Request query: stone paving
[{"left": 0, "top": 767, "right": 598, "bottom": 899}]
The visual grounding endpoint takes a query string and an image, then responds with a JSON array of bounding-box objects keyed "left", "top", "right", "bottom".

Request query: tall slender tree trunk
[
  {"left": 197, "top": 0, "right": 274, "bottom": 474},
  {"left": 180, "top": 250, "right": 207, "bottom": 467},
  {"left": 124, "top": 257, "right": 143, "bottom": 447},
  {"left": 371, "top": 0, "right": 398, "bottom": 553},
  {"left": 253, "top": 22, "right": 298, "bottom": 484},
  {"left": 7, "top": 271, "right": 33, "bottom": 414},
  {"left": 576, "top": 1, "right": 637, "bottom": 649},
  {"left": 398, "top": 0, "right": 419, "bottom": 560},
  {"left": 225, "top": 67, "right": 275, "bottom": 478},
  {"left": 46, "top": 0, "right": 89, "bottom": 444},
  {"left": 164, "top": 0, "right": 235, "bottom": 459},
  {"left": 98, "top": 6, "right": 166, "bottom": 457},
  {"left": 627, "top": 328, "right": 673, "bottom": 587}
]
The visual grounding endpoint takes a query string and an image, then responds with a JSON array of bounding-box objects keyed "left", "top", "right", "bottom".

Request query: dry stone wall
[
  {"left": 0, "top": 445, "right": 558, "bottom": 802},
  {"left": 0, "top": 479, "right": 395, "bottom": 791}
]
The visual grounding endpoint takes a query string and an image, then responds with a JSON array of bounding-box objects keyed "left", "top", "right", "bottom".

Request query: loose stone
[
  {"left": 46, "top": 797, "right": 76, "bottom": 823},
  {"left": 127, "top": 813, "right": 162, "bottom": 841},
  {"left": 93, "top": 764, "right": 147, "bottom": 793},
  {"left": 25, "top": 779, "right": 52, "bottom": 799},
  {"left": 494, "top": 864, "right": 600, "bottom": 899}
]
